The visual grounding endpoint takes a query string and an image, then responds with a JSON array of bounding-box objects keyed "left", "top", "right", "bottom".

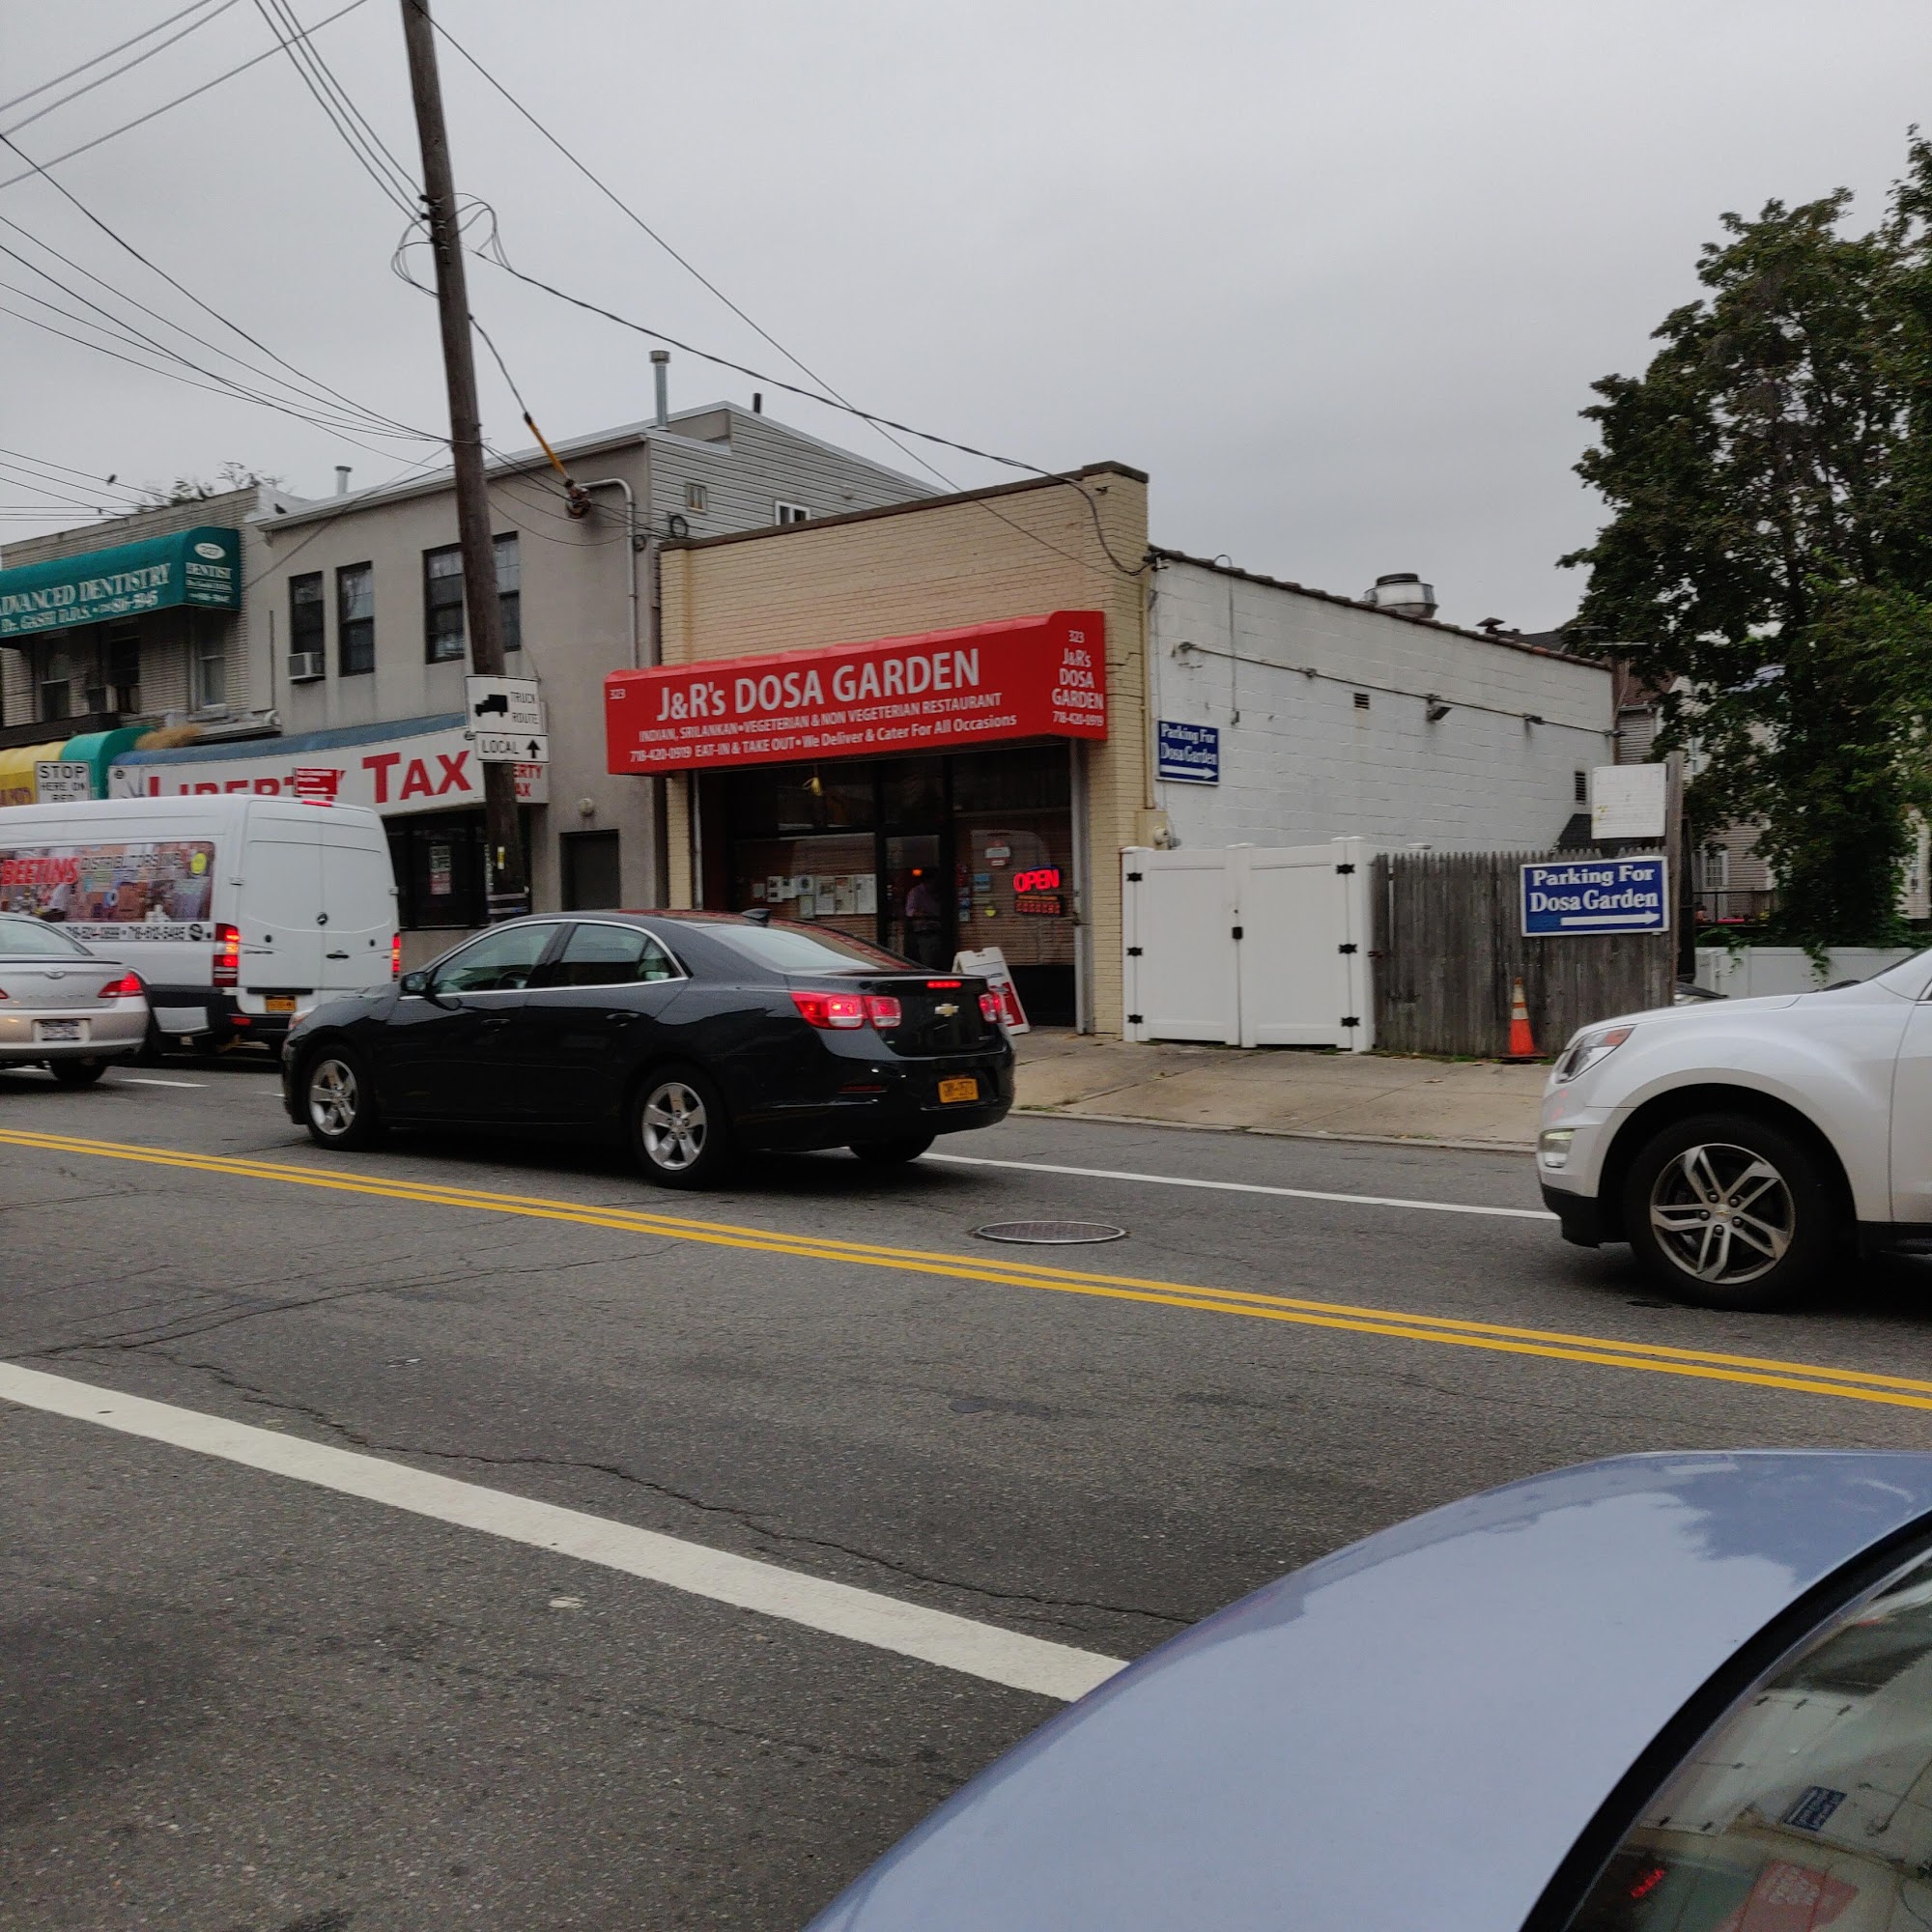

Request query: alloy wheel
[
  {"left": 307, "top": 1057, "right": 359, "bottom": 1139},
  {"left": 641, "top": 1079, "right": 708, "bottom": 1172},
  {"left": 1647, "top": 1141, "right": 1794, "bottom": 1287}
]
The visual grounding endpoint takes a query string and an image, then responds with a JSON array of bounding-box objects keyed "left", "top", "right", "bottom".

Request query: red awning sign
[{"left": 605, "top": 611, "right": 1106, "bottom": 775}]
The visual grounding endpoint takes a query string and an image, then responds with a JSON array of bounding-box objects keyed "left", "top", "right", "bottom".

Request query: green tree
[{"left": 1564, "top": 134, "right": 1932, "bottom": 950}]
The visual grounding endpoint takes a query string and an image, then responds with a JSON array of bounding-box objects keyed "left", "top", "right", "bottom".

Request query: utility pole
[{"left": 398, "top": 0, "right": 527, "bottom": 919}]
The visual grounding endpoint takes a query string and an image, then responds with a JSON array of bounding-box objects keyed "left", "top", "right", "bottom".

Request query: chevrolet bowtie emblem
[{"left": 934, "top": 1002, "right": 958, "bottom": 1017}]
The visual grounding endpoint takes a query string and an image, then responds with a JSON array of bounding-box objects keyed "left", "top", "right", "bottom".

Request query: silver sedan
[{"left": 0, "top": 913, "right": 149, "bottom": 1086}]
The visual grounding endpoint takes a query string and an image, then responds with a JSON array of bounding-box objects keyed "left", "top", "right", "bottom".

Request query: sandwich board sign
[
  {"left": 1521, "top": 856, "right": 1669, "bottom": 936},
  {"left": 954, "top": 945, "right": 1030, "bottom": 1034}
]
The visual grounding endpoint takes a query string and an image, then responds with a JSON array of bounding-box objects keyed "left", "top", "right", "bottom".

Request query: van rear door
[
  {"left": 241, "top": 815, "right": 324, "bottom": 991},
  {"left": 320, "top": 832, "right": 397, "bottom": 991}
]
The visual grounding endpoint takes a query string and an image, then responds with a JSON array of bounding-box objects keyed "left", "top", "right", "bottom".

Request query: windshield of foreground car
[
  {"left": 0, "top": 915, "right": 96, "bottom": 959},
  {"left": 710, "top": 920, "right": 917, "bottom": 974}
]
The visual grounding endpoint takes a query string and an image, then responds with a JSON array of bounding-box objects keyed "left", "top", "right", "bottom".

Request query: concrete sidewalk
[{"left": 1011, "top": 1030, "right": 1546, "bottom": 1151}]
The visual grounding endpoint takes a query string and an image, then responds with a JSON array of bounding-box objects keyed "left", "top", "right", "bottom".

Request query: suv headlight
[{"left": 1553, "top": 1023, "right": 1634, "bottom": 1083}]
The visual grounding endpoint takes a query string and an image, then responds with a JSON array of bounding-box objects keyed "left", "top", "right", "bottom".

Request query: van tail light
[
  {"left": 98, "top": 972, "right": 143, "bottom": 1000},
  {"left": 390, "top": 932, "right": 402, "bottom": 980},
  {"left": 213, "top": 922, "right": 241, "bottom": 987},
  {"left": 980, "top": 992, "right": 1003, "bottom": 1026},
  {"left": 791, "top": 989, "right": 867, "bottom": 1030},
  {"left": 863, "top": 994, "right": 901, "bottom": 1030}
]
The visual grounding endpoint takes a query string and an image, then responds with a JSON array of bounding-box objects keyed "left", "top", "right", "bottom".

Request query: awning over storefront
[
  {"left": 605, "top": 611, "right": 1107, "bottom": 776},
  {"left": 0, "top": 740, "right": 70, "bottom": 807},
  {"left": 0, "top": 526, "right": 241, "bottom": 640},
  {"left": 109, "top": 712, "right": 548, "bottom": 812},
  {"left": 59, "top": 726, "right": 147, "bottom": 796}
]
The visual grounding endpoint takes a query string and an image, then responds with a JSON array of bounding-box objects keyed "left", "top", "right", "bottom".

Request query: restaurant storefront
[{"left": 607, "top": 611, "right": 1107, "bottom": 1026}]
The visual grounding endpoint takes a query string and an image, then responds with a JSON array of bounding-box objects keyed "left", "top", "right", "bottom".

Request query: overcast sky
[{"left": 4, "top": 0, "right": 1929, "bottom": 631}]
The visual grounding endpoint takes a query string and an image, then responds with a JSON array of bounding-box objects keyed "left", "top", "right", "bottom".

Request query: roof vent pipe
[
  {"left": 334, "top": 465, "right": 352, "bottom": 496},
  {"left": 651, "top": 349, "right": 669, "bottom": 428},
  {"left": 1364, "top": 572, "right": 1436, "bottom": 621}
]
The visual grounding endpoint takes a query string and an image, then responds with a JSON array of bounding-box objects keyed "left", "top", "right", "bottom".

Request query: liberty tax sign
[
  {"left": 109, "top": 724, "right": 547, "bottom": 814},
  {"left": 605, "top": 611, "right": 1106, "bottom": 775}
]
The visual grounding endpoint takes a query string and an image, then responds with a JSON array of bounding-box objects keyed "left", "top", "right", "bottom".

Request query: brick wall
[{"left": 658, "top": 465, "right": 1152, "bottom": 1032}]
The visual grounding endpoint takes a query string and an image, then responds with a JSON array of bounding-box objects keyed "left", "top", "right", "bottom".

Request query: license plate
[
  {"left": 264, "top": 995, "right": 297, "bottom": 1014},
  {"left": 938, "top": 1076, "right": 980, "bottom": 1105},
  {"left": 36, "top": 1020, "right": 82, "bottom": 1042}
]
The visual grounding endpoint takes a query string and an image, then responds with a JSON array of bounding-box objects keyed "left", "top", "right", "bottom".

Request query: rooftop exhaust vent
[{"left": 1364, "top": 572, "right": 1436, "bottom": 621}]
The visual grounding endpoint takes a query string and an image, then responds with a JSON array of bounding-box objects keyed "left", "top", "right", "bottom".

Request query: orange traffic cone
[{"left": 1505, "top": 978, "right": 1538, "bottom": 1062}]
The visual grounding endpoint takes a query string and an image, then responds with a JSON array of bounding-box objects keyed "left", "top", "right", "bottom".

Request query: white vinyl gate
[{"left": 1121, "top": 840, "right": 1375, "bottom": 1050}]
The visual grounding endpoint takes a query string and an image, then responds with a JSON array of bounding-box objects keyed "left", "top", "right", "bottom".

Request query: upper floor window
[
  {"left": 495, "top": 532, "right": 521, "bottom": 654},
  {"left": 38, "top": 645, "right": 71, "bottom": 723},
  {"left": 191, "top": 623, "right": 226, "bottom": 711},
  {"left": 774, "top": 500, "right": 810, "bottom": 526},
  {"left": 425, "top": 539, "right": 520, "bottom": 662},
  {"left": 685, "top": 481, "right": 708, "bottom": 513},
  {"left": 290, "top": 572, "right": 325, "bottom": 678},
  {"left": 337, "top": 563, "right": 374, "bottom": 676},
  {"left": 424, "top": 544, "right": 465, "bottom": 663},
  {"left": 104, "top": 628, "right": 140, "bottom": 713}
]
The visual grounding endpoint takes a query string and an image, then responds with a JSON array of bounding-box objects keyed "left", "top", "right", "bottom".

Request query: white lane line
[
  {"left": 117, "top": 1076, "right": 207, "bottom": 1089},
  {"left": 0, "top": 1362, "right": 1122, "bottom": 1703},
  {"left": 924, "top": 1151, "right": 1554, "bottom": 1221}
]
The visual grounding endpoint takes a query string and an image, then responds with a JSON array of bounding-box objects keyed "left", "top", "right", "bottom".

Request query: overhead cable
[
  {"left": 2, "top": 0, "right": 247, "bottom": 138},
  {"left": 0, "top": 0, "right": 372, "bottom": 192},
  {"left": 0, "top": 0, "right": 231, "bottom": 117}
]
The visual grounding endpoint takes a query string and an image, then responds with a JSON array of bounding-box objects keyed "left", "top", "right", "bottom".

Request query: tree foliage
[{"left": 1564, "top": 134, "right": 1932, "bottom": 948}]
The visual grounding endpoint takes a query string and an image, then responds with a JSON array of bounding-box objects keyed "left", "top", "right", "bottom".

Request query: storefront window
[{"left": 718, "top": 744, "right": 1077, "bottom": 1020}]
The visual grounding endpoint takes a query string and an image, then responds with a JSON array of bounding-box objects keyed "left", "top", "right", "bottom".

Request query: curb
[{"left": 1009, "top": 1104, "right": 1533, "bottom": 1156}]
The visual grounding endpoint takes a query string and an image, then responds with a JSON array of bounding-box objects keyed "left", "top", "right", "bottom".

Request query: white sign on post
[
  {"left": 1591, "top": 764, "right": 1667, "bottom": 841},
  {"left": 465, "top": 675, "right": 544, "bottom": 737},
  {"left": 34, "top": 760, "right": 92, "bottom": 803},
  {"left": 472, "top": 729, "right": 548, "bottom": 765},
  {"left": 954, "top": 945, "right": 1030, "bottom": 1035}
]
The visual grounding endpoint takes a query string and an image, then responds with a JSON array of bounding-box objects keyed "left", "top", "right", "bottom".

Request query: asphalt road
[{"left": 7, "top": 1054, "right": 1932, "bottom": 1930}]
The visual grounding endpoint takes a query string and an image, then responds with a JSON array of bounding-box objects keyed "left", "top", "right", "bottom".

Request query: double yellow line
[{"left": 10, "top": 1124, "right": 1932, "bottom": 1416}]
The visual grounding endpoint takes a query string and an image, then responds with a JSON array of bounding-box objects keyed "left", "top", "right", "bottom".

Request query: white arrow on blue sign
[{"left": 1521, "top": 856, "right": 1669, "bottom": 936}]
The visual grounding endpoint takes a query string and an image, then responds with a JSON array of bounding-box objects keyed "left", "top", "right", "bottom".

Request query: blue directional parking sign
[{"left": 1521, "top": 856, "right": 1669, "bottom": 936}]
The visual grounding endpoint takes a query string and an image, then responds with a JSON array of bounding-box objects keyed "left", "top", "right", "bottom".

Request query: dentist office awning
[{"left": 0, "top": 526, "right": 241, "bottom": 640}]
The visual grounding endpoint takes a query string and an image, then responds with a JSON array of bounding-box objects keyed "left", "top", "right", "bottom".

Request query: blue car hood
[{"left": 808, "top": 1451, "right": 1932, "bottom": 1932}]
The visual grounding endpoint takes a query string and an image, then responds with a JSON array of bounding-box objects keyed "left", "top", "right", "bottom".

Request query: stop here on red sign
[{"left": 605, "top": 611, "right": 1106, "bottom": 775}]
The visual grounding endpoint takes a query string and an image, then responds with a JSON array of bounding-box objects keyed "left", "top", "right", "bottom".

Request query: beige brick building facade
[{"left": 655, "top": 464, "right": 1153, "bottom": 1034}]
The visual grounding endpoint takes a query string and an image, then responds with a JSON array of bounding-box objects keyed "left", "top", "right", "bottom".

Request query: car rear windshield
[
  {"left": 709, "top": 921, "right": 914, "bottom": 975},
  {"left": 0, "top": 916, "right": 94, "bottom": 958}
]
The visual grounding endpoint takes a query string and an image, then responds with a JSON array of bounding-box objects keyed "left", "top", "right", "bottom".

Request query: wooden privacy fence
[{"left": 1372, "top": 851, "right": 1675, "bottom": 1059}]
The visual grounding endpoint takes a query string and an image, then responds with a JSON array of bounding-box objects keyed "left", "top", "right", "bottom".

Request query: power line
[
  {"left": 2, "top": 0, "right": 247, "bottom": 139},
  {"left": 0, "top": 445, "right": 145, "bottom": 501},
  {"left": 0, "top": 0, "right": 229, "bottom": 117},
  {"left": 0, "top": 128, "right": 431, "bottom": 441},
  {"left": 0, "top": 0, "right": 373, "bottom": 192},
  {"left": 428, "top": 12, "right": 1145, "bottom": 581},
  {"left": 253, "top": 0, "right": 418, "bottom": 216}
]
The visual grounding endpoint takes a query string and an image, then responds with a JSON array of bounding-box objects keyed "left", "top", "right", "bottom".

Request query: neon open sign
[{"left": 1011, "top": 867, "right": 1062, "bottom": 894}]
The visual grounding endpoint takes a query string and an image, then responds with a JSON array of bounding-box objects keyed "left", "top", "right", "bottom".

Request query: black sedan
[{"left": 279, "top": 911, "right": 1013, "bottom": 1184}]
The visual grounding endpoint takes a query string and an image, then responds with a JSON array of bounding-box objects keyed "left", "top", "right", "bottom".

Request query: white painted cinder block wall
[{"left": 1145, "top": 557, "right": 1615, "bottom": 851}]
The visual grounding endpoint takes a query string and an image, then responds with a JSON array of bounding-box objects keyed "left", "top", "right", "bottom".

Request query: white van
[{"left": 0, "top": 795, "right": 397, "bottom": 1051}]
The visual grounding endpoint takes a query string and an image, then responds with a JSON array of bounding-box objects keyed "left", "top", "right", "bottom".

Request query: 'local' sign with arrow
[{"left": 472, "top": 730, "right": 548, "bottom": 765}]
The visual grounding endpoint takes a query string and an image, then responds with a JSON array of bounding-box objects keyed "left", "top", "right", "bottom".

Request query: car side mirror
[{"left": 400, "top": 970, "right": 429, "bottom": 996}]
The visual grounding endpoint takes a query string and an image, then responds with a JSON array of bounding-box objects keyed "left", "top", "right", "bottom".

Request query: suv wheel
[
  {"left": 632, "top": 1065, "right": 733, "bottom": 1188},
  {"left": 1622, "top": 1111, "right": 1835, "bottom": 1310},
  {"left": 302, "top": 1047, "right": 384, "bottom": 1151}
]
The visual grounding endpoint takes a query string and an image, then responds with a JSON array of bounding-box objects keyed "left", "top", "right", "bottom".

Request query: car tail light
[
  {"left": 213, "top": 922, "right": 241, "bottom": 987},
  {"left": 98, "top": 972, "right": 143, "bottom": 999},
  {"left": 863, "top": 994, "right": 901, "bottom": 1029},
  {"left": 390, "top": 932, "right": 402, "bottom": 980},
  {"left": 792, "top": 989, "right": 867, "bottom": 1030},
  {"left": 925, "top": 979, "right": 962, "bottom": 988},
  {"left": 980, "top": 992, "right": 1003, "bottom": 1026}
]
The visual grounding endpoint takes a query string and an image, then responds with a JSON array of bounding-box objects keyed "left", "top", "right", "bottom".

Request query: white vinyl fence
[
  {"left": 1122, "top": 840, "right": 1375, "bottom": 1050},
  {"left": 1693, "top": 946, "right": 1919, "bottom": 998}
]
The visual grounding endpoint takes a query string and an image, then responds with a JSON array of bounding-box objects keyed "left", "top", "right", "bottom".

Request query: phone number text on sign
[{"left": 605, "top": 611, "right": 1107, "bottom": 775}]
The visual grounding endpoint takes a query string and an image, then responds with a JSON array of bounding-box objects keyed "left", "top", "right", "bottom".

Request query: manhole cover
[{"left": 973, "top": 1220, "right": 1127, "bottom": 1245}]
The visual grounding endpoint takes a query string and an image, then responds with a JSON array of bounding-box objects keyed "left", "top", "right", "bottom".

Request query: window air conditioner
[{"left": 288, "top": 650, "right": 326, "bottom": 682}]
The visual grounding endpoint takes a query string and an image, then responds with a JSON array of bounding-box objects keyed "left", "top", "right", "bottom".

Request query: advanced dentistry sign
[
  {"left": 0, "top": 526, "right": 241, "bottom": 639},
  {"left": 1521, "top": 855, "right": 1670, "bottom": 936},
  {"left": 605, "top": 611, "right": 1107, "bottom": 775}
]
